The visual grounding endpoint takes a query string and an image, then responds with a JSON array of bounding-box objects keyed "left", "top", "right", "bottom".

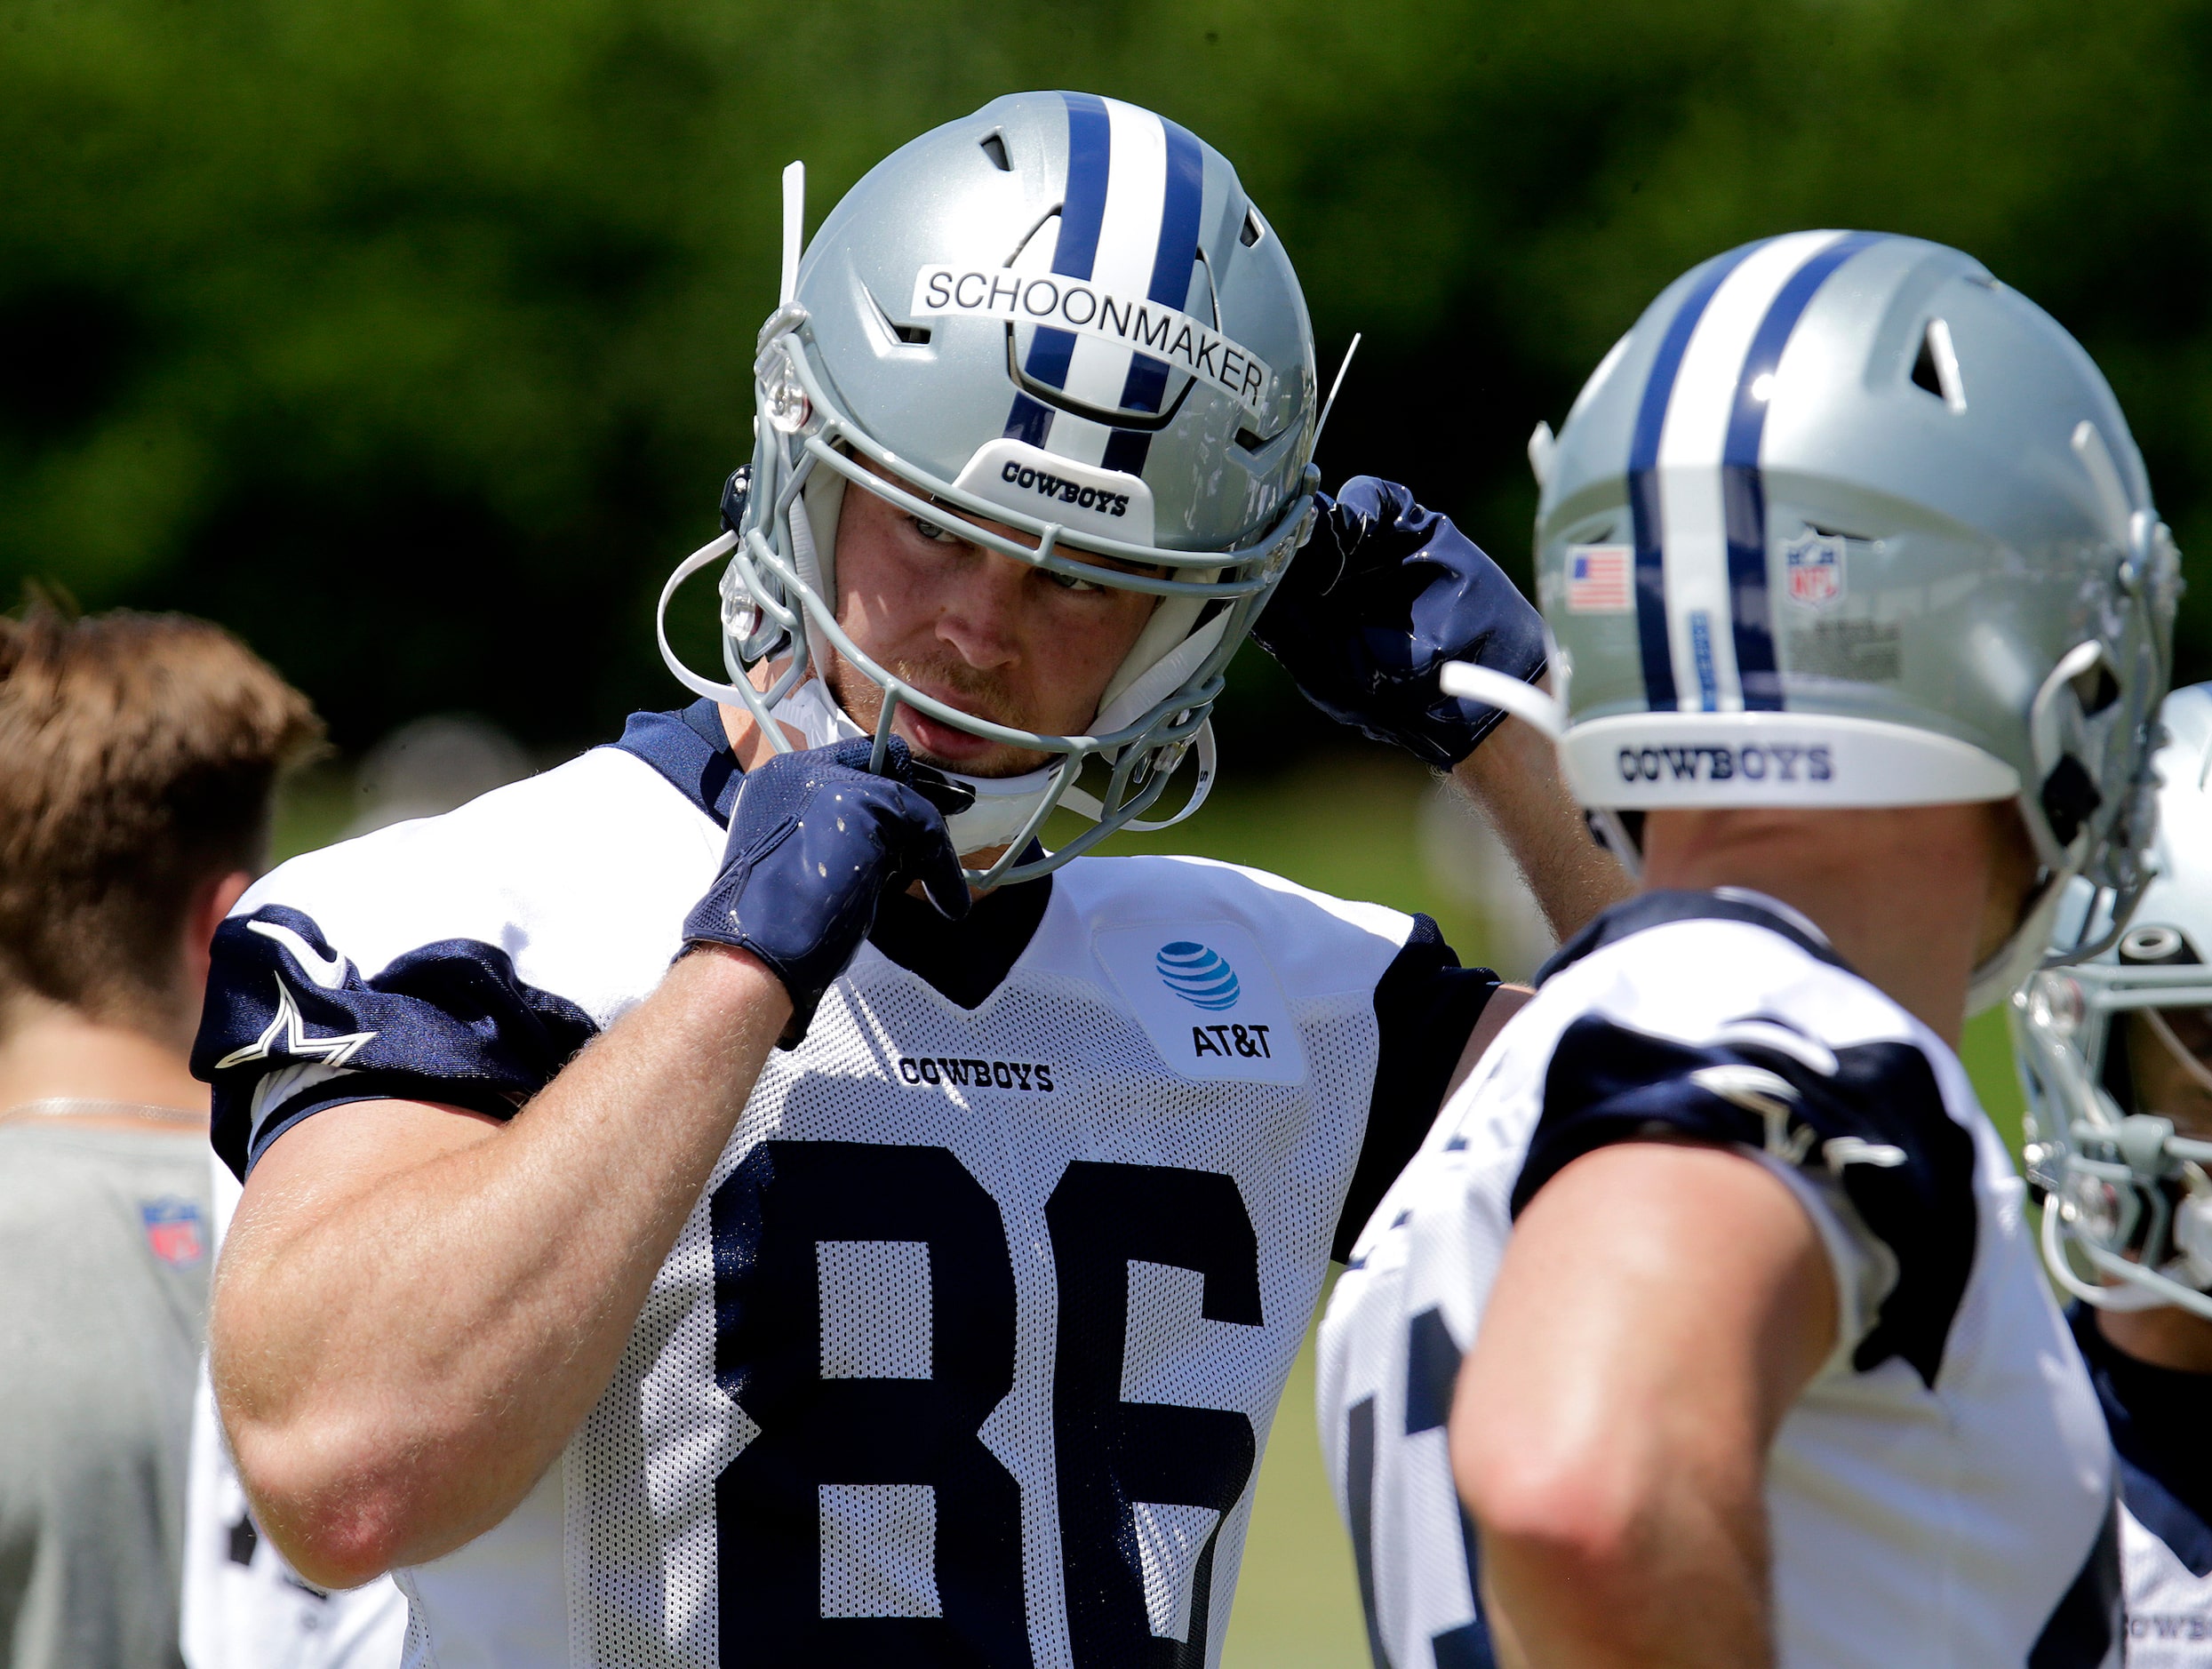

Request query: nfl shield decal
[
  {"left": 140, "top": 1196, "right": 205, "bottom": 1266},
  {"left": 1784, "top": 531, "right": 1847, "bottom": 610}
]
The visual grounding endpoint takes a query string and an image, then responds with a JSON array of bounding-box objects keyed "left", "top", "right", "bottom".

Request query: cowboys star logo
[{"left": 212, "top": 977, "right": 378, "bottom": 1070}]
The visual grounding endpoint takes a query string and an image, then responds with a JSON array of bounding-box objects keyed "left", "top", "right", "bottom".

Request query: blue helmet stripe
[
  {"left": 1052, "top": 92, "right": 1114, "bottom": 281},
  {"left": 1003, "top": 92, "right": 1114, "bottom": 443},
  {"left": 1721, "top": 231, "right": 1886, "bottom": 710},
  {"left": 1626, "top": 243, "right": 1761, "bottom": 711}
]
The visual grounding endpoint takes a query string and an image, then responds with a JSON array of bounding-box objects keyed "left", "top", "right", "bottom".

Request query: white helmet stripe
[
  {"left": 1648, "top": 231, "right": 1849, "bottom": 712},
  {"left": 1003, "top": 94, "right": 1205, "bottom": 475}
]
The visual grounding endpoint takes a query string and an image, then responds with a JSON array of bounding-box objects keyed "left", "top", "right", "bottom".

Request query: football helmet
[
  {"left": 1454, "top": 232, "right": 2177, "bottom": 1009},
  {"left": 657, "top": 92, "right": 1321, "bottom": 884},
  {"left": 2016, "top": 683, "right": 2212, "bottom": 1321}
]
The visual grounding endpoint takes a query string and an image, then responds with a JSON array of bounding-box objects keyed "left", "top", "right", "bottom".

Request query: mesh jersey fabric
[
  {"left": 1317, "top": 890, "right": 2123, "bottom": 1669},
  {"left": 2070, "top": 1305, "right": 2212, "bottom": 1666},
  {"left": 191, "top": 710, "right": 1495, "bottom": 1669}
]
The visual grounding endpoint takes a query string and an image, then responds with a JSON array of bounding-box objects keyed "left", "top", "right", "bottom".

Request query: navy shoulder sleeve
[
  {"left": 1333, "top": 914, "right": 1498, "bottom": 1262},
  {"left": 1512, "top": 1012, "right": 1976, "bottom": 1386},
  {"left": 192, "top": 905, "right": 600, "bottom": 1180}
]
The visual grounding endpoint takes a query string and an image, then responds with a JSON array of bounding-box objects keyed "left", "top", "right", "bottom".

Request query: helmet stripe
[
  {"left": 1001, "top": 97, "right": 1208, "bottom": 481},
  {"left": 1100, "top": 116, "right": 1208, "bottom": 475},
  {"left": 1629, "top": 244, "right": 1759, "bottom": 712},
  {"left": 1002, "top": 92, "right": 1115, "bottom": 449},
  {"left": 1640, "top": 232, "right": 1848, "bottom": 713},
  {"left": 1721, "top": 231, "right": 1888, "bottom": 711}
]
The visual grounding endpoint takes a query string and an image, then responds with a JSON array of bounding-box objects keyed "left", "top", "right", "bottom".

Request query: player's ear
[{"left": 184, "top": 869, "right": 254, "bottom": 994}]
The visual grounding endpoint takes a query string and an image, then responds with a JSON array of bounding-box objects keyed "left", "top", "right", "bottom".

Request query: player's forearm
[
  {"left": 213, "top": 946, "right": 790, "bottom": 1585},
  {"left": 1451, "top": 704, "right": 1631, "bottom": 944}
]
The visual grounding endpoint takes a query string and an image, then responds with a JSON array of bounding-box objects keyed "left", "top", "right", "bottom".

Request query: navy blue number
[
  {"left": 712, "top": 1141, "right": 1031, "bottom": 1667},
  {"left": 1046, "top": 1162, "right": 1264, "bottom": 1668},
  {"left": 712, "top": 1148, "right": 1265, "bottom": 1667}
]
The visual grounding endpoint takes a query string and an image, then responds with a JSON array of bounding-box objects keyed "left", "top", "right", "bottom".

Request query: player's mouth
[{"left": 902, "top": 704, "right": 998, "bottom": 765}]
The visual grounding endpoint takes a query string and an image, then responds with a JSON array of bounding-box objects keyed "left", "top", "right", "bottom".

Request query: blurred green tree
[{"left": 4, "top": 0, "right": 2208, "bottom": 750}]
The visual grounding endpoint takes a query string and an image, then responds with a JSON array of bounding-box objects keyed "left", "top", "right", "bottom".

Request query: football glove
[
  {"left": 683, "top": 736, "right": 968, "bottom": 1045},
  {"left": 1253, "top": 476, "right": 1546, "bottom": 770}
]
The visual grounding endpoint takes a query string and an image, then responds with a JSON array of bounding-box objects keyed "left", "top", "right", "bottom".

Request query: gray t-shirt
[{"left": 0, "top": 1123, "right": 212, "bottom": 1669}]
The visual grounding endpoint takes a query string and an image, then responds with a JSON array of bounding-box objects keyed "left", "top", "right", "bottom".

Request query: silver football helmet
[
  {"left": 657, "top": 92, "right": 1321, "bottom": 884},
  {"left": 2016, "top": 683, "right": 2212, "bottom": 1321},
  {"left": 1456, "top": 232, "right": 2177, "bottom": 1010}
]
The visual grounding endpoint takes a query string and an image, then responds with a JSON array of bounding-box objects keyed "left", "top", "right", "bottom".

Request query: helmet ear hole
[{"left": 2039, "top": 755, "right": 2103, "bottom": 850}]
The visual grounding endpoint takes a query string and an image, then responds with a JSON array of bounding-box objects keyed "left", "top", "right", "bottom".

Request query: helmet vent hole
[
  {"left": 1234, "top": 427, "right": 1265, "bottom": 451},
  {"left": 978, "top": 132, "right": 1012, "bottom": 172},
  {"left": 890, "top": 323, "right": 932, "bottom": 346},
  {"left": 2072, "top": 660, "right": 2120, "bottom": 716},
  {"left": 1240, "top": 209, "right": 1264, "bottom": 247},
  {"left": 1909, "top": 318, "right": 1967, "bottom": 411}
]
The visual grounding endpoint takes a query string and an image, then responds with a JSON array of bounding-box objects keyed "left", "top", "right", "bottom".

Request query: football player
[
  {"left": 191, "top": 92, "right": 1623, "bottom": 1664},
  {"left": 2017, "top": 682, "right": 2212, "bottom": 1665},
  {"left": 1317, "top": 231, "right": 2177, "bottom": 1668}
]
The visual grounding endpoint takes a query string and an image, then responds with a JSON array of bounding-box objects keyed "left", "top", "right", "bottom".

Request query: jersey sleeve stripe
[
  {"left": 1513, "top": 1011, "right": 1977, "bottom": 1387},
  {"left": 194, "top": 905, "right": 600, "bottom": 1179}
]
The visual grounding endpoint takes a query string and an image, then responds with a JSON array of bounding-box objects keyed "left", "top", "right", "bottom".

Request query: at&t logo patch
[
  {"left": 1093, "top": 922, "right": 1305, "bottom": 1086},
  {"left": 1155, "top": 941, "right": 1241, "bottom": 1010}
]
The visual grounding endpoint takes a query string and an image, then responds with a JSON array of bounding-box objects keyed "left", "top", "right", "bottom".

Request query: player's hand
[
  {"left": 1253, "top": 476, "right": 1546, "bottom": 769},
  {"left": 683, "top": 735, "right": 968, "bottom": 1044}
]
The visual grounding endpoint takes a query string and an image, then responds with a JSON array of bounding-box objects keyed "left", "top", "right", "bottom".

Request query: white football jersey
[
  {"left": 1318, "top": 889, "right": 2123, "bottom": 1669},
  {"left": 2070, "top": 1306, "right": 2212, "bottom": 1666},
  {"left": 180, "top": 1154, "right": 408, "bottom": 1669},
  {"left": 192, "top": 702, "right": 1497, "bottom": 1669}
]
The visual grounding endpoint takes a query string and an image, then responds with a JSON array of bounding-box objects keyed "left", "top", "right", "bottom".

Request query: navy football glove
[
  {"left": 1253, "top": 476, "right": 1547, "bottom": 770},
  {"left": 683, "top": 736, "right": 969, "bottom": 1045}
]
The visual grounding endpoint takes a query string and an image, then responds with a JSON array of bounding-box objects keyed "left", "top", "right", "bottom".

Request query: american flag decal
[{"left": 1566, "top": 544, "right": 1633, "bottom": 613}]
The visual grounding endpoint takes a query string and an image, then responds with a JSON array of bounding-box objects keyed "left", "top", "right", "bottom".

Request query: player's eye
[
  {"left": 1043, "top": 566, "right": 1105, "bottom": 594},
  {"left": 909, "top": 515, "right": 962, "bottom": 546}
]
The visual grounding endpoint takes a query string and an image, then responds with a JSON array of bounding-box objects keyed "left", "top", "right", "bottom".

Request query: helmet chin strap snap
[{"left": 765, "top": 679, "right": 1060, "bottom": 861}]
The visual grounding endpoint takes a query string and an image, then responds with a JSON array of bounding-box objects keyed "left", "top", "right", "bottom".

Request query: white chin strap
[{"left": 765, "top": 679, "right": 1057, "bottom": 859}]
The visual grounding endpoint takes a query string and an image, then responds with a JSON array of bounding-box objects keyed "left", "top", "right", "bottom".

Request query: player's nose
[{"left": 932, "top": 549, "right": 1029, "bottom": 672}]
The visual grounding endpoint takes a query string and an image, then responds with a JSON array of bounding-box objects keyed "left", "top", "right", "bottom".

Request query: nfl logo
[
  {"left": 140, "top": 1197, "right": 205, "bottom": 1267},
  {"left": 1784, "top": 531, "right": 1846, "bottom": 611}
]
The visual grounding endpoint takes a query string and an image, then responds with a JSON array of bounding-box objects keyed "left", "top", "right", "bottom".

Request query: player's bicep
[
  {"left": 236, "top": 1097, "right": 505, "bottom": 1233},
  {"left": 1444, "top": 983, "right": 1533, "bottom": 1103}
]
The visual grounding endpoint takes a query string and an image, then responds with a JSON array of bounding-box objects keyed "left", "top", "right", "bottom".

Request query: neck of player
[
  {"left": 0, "top": 990, "right": 210, "bottom": 1130},
  {"left": 1640, "top": 800, "right": 2040, "bottom": 1050}
]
